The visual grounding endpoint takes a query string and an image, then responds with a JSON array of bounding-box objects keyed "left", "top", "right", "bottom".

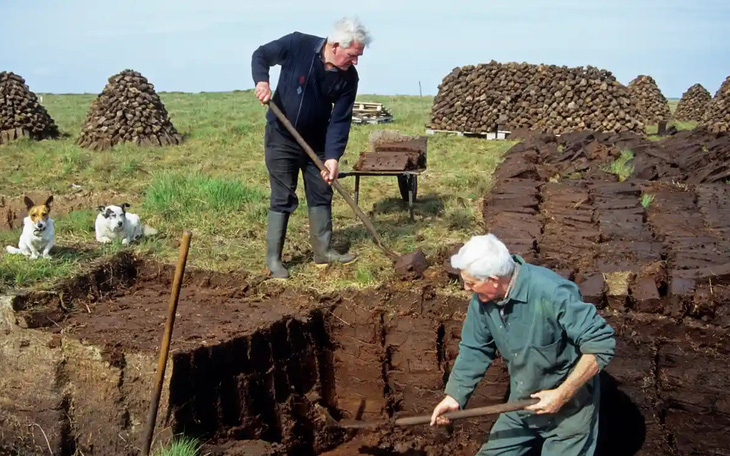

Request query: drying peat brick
[
  {"left": 77, "top": 69, "right": 182, "bottom": 151},
  {"left": 627, "top": 75, "right": 671, "bottom": 124},
  {"left": 673, "top": 83, "right": 712, "bottom": 122},
  {"left": 701, "top": 74, "right": 730, "bottom": 133},
  {"left": 0, "top": 71, "right": 59, "bottom": 144},
  {"left": 429, "top": 61, "right": 644, "bottom": 135}
]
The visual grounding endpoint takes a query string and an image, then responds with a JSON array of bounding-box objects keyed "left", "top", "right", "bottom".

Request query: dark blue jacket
[{"left": 252, "top": 32, "right": 358, "bottom": 161}]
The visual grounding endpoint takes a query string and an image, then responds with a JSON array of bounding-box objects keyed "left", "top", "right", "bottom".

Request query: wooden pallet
[
  {"left": 353, "top": 101, "right": 393, "bottom": 125},
  {"left": 425, "top": 128, "right": 511, "bottom": 140}
]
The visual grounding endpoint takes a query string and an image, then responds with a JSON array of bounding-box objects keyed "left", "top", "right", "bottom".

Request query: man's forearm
[{"left": 557, "top": 354, "right": 599, "bottom": 399}]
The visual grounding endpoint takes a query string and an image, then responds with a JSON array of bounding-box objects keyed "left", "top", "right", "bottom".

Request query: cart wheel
[{"left": 397, "top": 175, "right": 417, "bottom": 202}]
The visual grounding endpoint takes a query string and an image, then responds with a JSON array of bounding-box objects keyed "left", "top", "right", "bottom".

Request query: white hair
[
  {"left": 328, "top": 16, "right": 372, "bottom": 48},
  {"left": 450, "top": 234, "right": 515, "bottom": 280}
]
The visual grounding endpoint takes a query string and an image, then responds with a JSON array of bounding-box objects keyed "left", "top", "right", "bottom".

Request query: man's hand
[
  {"left": 255, "top": 81, "right": 272, "bottom": 105},
  {"left": 321, "top": 159, "right": 338, "bottom": 184},
  {"left": 526, "top": 388, "right": 570, "bottom": 415},
  {"left": 430, "top": 395, "right": 460, "bottom": 426}
]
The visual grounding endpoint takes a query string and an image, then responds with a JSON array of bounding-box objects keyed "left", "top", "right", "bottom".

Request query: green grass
[
  {"left": 644, "top": 99, "right": 697, "bottom": 136},
  {"left": 152, "top": 436, "right": 200, "bottom": 456},
  {"left": 604, "top": 150, "right": 635, "bottom": 182},
  {"left": 0, "top": 91, "right": 513, "bottom": 291},
  {"left": 640, "top": 193, "right": 655, "bottom": 208}
]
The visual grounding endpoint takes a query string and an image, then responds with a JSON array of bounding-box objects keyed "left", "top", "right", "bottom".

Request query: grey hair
[
  {"left": 450, "top": 234, "right": 515, "bottom": 280},
  {"left": 328, "top": 16, "right": 372, "bottom": 48}
]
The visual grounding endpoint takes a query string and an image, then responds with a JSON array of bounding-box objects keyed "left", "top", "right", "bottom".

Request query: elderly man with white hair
[
  {"left": 252, "top": 17, "right": 371, "bottom": 278},
  {"left": 430, "top": 234, "right": 615, "bottom": 456}
]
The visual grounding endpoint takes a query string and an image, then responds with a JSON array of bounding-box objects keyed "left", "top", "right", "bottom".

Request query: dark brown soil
[
  {"left": 9, "top": 249, "right": 724, "bottom": 456},
  {"left": 483, "top": 127, "right": 730, "bottom": 456},
  {"left": 3, "top": 127, "right": 729, "bottom": 456}
]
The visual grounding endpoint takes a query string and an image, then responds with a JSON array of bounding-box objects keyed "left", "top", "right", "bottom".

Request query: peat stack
[
  {"left": 627, "top": 75, "right": 671, "bottom": 124},
  {"left": 673, "top": 83, "right": 712, "bottom": 122},
  {"left": 77, "top": 70, "right": 182, "bottom": 151},
  {"left": 429, "top": 61, "right": 644, "bottom": 135},
  {"left": 0, "top": 71, "right": 59, "bottom": 145},
  {"left": 701, "top": 75, "right": 730, "bottom": 133}
]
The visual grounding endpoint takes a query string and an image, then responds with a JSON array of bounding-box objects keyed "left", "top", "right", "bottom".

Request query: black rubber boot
[
  {"left": 266, "top": 211, "right": 290, "bottom": 279},
  {"left": 309, "top": 206, "right": 357, "bottom": 266}
]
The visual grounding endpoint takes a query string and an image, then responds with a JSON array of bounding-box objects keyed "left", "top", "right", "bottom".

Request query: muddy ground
[
  {"left": 487, "top": 127, "right": 730, "bottom": 455},
  {"left": 1, "top": 127, "right": 729, "bottom": 456}
]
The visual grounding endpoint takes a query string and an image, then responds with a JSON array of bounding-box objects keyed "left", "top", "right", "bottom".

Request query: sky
[{"left": 2, "top": 0, "right": 729, "bottom": 98}]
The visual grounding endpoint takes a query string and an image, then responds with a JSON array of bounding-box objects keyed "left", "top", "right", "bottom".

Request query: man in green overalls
[{"left": 430, "top": 234, "right": 615, "bottom": 455}]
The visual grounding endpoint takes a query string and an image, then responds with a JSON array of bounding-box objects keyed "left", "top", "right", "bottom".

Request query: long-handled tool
[
  {"left": 141, "top": 230, "right": 193, "bottom": 456},
  {"left": 327, "top": 398, "right": 539, "bottom": 430},
  {"left": 267, "top": 102, "right": 428, "bottom": 278}
]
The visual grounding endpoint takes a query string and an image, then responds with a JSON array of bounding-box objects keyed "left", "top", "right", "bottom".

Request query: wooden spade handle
[{"left": 394, "top": 398, "right": 540, "bottom": 426}]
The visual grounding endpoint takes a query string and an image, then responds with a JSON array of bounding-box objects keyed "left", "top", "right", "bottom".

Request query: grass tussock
[
  {"left": 152, "top": 437, "right": 200, "bottom": 456},
  {"left": 604, "top": 149, "right": 635, "bottom": 182}
]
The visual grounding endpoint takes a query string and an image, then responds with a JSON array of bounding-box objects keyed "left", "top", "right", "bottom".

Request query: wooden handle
[
  {"left": 141, "top": 231, "right": 193, "bottom": 455},
  {"left": 267, "top": 102, "right": 400, "bottom": 262},
  {"left": 393, "top": 398, "right": 540, "bottom": 427}
]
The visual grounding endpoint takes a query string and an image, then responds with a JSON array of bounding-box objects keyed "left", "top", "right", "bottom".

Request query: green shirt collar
[{"left": 507, "top": 254, "right": 529, "bottom": 303}]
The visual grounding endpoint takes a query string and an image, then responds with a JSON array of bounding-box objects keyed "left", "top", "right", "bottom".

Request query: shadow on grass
[
  {"left": 371, "top": 193, "right": 446, "bottom": 217},
  {"left": 51, "top": 245, "right": 97, "bottom": 260}
]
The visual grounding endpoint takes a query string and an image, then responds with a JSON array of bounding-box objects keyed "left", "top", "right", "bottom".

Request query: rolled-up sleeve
[
  {"left": 444, "top": 297, "right": 496, "bottom": 409},
  {"left": 554, "top": 283, "right": 616, "bottom": 370}
]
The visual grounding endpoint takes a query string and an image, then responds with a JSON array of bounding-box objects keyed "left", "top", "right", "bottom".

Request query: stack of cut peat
[
  {"left": 701, "top": 75, "right": 730, "bottom": 133},
  {"left": 673, "top": 83, "right": 712, "bottom": 122},
  {"left": 627, "top": 75, "right": 671, "bottom": 124},
  {"left": 483, "top": 127, "right": 730, "bottom": 455},
  {"left": 352, "top": 130, "right": 427, "bottom": 172},
  {"left": 77, "top": 70, "right": 182, "bottom": 151},
  {"left": 429, "top": 61, "right": 644, "bottom": 135},
  {"left": 0, "top": 71, "right": 59, "bottom": 145}
]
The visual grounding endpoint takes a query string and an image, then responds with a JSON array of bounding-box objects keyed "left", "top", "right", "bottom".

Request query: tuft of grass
[
  {"left": 143, "top": 171, "right": 269, "bottom": 236},
  {"left": 604, "top": 150, "right": 634, "bottom": 182},
  {"left": 119, "top": 157, "right": 142, "bottom": 176},
  {"left": 640, "top": 193, "right": 655, "bottom": 208},
  {"left": 152, "top": 436, "right": 200, "bottom": 456}
]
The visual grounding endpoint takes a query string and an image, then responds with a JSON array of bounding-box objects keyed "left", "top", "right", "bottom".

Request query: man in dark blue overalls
[{"left": 252, "top": 17, "right": 371, "bottom": 278}]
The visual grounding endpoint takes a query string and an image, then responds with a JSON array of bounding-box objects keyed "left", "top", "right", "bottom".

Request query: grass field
[{"left": 0, "top": 92, "right": 514, "bottom": 292}]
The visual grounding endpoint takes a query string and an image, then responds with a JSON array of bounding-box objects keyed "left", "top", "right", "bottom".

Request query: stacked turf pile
[
  {"left": 701, "top": 75, "right": 730, "bottom": 133},
  {"left": 627, "top": 75, "right": 671, "bottom": 124},
  {"left": 429, "top": 61, "right": 644, "bottom": 135},
  {"left": 673, "top": 83, "right": 712, "bottom": 122},
  {"left": 0, "top": 71, "right": 59, "bottom": 144},
  {"left": 77, "top": 70, "right": 182, "bottom": 150}
]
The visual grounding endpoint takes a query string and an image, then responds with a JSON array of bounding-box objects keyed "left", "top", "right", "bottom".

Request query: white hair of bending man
[
  {"left": 451, "top": 234, "right": 515, "bottom": 280},
  {"left": 328, "top": 16, "right": 372, "bottom": 48}
]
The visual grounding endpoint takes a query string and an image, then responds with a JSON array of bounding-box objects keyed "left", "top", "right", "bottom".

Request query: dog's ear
[
  {"left": 44, "top": 195, "right": 53, "bottom": 210},
  {"left": 98, "top": 205, "right": 106, "bottom": 213},
  {"left": 104, "top": 208, "right": 114, "bottom": 219},
  {"left": 24, "top": 196, "right": 35, "bottom": 210},
  {"left": 121, "top": 203, "right": 131, "bottom": 211}
]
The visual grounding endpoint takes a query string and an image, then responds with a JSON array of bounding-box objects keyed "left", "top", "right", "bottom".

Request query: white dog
[
  {"left": 6, "top": 195, "right": 55, "bottom": 259},
  {"left": 95, "top": 204, "right": 157, "bottom": 245}
]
